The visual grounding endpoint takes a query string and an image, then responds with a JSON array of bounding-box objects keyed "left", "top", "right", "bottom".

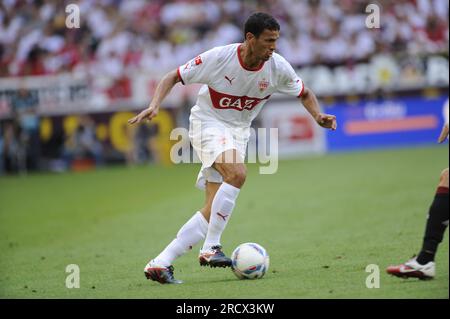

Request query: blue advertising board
[{"left": 324, "top": 95, "right": 449, "bottom": 152}]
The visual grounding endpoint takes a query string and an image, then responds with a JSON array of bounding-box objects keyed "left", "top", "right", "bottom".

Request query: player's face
[{"left": 251, "top": 29, "right": 280, "bottom": 61}]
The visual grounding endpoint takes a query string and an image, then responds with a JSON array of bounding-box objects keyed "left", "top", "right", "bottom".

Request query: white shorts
[{"left": 189, "top": 113, "right": 250, "bottom": 190}]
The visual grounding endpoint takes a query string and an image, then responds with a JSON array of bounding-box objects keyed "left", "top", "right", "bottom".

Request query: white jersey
[{"left": 178, "top": 43, "right": 304, "bottom": 128}]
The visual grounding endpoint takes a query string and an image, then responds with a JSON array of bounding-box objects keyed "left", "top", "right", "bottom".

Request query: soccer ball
[{"left": 231, "top": 243, "right": 270, "bottom": 279}]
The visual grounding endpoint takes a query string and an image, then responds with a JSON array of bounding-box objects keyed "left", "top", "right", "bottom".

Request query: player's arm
[
  {"left": 300, "top": 87, "right": 337, "bottom": 130},
  {"left": 438, "top": 123, "right": 449, "bottom": 143},
  {"left": 128, "top": 69, "right": 181, "bottom": 124}
]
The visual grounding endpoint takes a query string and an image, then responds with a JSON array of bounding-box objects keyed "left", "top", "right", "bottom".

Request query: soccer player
[
  {"left": 386, "top": 121, "right": 449, "bottom": 280},
  {"left": 128, "top": 13, "right": 337, "bottom": 284}
]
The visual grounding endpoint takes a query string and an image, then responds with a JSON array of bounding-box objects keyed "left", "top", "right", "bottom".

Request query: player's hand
[
  {"left": 315, "top": 113, "right": 337, "bottom": 130},
  {"left": 128, "top": 104, "right": 159, "bottom": 125},
  {"left": 438, "top": 123, "right": 449, "bottom": 143}
]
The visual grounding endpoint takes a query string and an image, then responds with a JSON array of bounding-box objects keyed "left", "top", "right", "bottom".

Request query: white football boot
[{"left": 386, "top": 257, "right": 435, "bottom": 280}]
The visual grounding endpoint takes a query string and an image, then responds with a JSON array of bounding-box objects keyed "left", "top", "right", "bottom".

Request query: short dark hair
[{"left": 244, "top": 12, "right": 280, "bottom": 38}]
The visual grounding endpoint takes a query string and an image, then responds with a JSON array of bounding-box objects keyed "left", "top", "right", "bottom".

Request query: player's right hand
[
  {"left": 315, "top": 113, "right": 337, "bottom": 131},
  {"left": 438, "top": 123, "right": 449, "bottom": 143},
  {"left": 128, "top": 105, "right": 159, "bottom": 125}
]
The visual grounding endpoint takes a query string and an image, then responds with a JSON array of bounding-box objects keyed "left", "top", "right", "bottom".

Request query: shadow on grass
[{"left": 192, "top": 275, "right": 276, "bottom": 286}]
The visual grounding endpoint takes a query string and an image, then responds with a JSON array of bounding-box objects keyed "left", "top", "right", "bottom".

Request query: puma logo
[
  {"left": 225, "top": 76, "right": 235, "bottom": 85},
  {"left": 216, "top": 212, "right": 229, "bottom": 221}
]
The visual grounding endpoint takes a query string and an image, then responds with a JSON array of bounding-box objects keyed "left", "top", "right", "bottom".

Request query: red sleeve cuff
[
  {"left": 177, "top": 67, "right": 185, "bottom": 85},
  {"left": 297, "top": 82, "right": 305, "bottom": 98}
]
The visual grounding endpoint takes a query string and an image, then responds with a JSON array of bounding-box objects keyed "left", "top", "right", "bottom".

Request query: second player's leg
[
  {"left": 387, "top": 168, "right": 449, "bottom": 280},
  {"left": 438, "top": 168, "right": 449, "bottom": 189},
  {"left": 417, "top": 168, "right": 450, "bottom": 263}
]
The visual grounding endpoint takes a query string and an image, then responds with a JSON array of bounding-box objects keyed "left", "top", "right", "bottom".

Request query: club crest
[{"left": 258, "top": 78, "right": 269, "bottom": 92}]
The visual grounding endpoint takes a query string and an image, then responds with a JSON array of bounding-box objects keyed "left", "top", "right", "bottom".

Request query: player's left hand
[
  {"left": 128, "top": 104, "right": 159, "bottom": 125},
  {"left": 438, "top": 123, "right": 449, "bottom": 143},
  {"left": 315, "top": 113, "right": 337, "bottom": 130}
]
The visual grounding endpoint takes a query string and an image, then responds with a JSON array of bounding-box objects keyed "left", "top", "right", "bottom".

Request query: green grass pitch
[{"left": 0, "top": 145, "right": 448, "bottom": 298}]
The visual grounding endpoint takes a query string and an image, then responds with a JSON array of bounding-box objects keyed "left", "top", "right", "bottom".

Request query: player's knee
[
  {"left": 199, "top": 207, "right": 211, "bottom": 222},
  {"left": 224, "top": 166, "right": 247, "bottom": 188},
  {"left": 439, "top": 168, "right": 449, "bottom": 187}
]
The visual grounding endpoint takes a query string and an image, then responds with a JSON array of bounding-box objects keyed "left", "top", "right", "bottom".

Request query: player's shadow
[
  {"left": 196, "top": 276, "right": 275, "bottom": 285},
  {"left": 197, "top": 278, "right": 237, "bottom": 284},
  {"left": 385, "top": 276, "right": 434, "bottom": 285}
]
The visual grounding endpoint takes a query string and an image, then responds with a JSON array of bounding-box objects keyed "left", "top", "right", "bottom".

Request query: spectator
[
  {"left": 11, "top": 86, "right": 40, "bottom": 171},
  {"left": 0, "top": 122, "right": 3, "bottom": 174},
  {"left": 1, "top": 121, "right": 20, "bottom": 173},
  {"left": 132, "top": 122, "right": 159, "bottom": 164},
  {"left": 63, "top": 115, "right": 103, "bottom": 168}
]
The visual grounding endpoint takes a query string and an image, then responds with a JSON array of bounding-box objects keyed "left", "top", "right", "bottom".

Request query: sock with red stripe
[{"left": 416, "top": 187, "right": 449, "bottom": 265}]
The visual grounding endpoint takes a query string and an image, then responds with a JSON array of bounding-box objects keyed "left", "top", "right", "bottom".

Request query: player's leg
[
  {"left": 145, "top": 210, "right": 209, "bottom": 284},
  {"left": 200, "top": 181, "right": 222, "bottom": 222},
  {"left": 144, "top": 182, "right": 221, "bottom": 284},
  {"left": 387, "top": 168, "right": 449, "bottom": 280},
  {"left": 199, "top": 149, "right": 246, "bottom": 267},
  {"left": 416, "top": 168, "right": 449, "bottom": 263}
]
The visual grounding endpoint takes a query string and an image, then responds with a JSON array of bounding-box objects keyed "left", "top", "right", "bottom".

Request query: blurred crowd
[
  {"left": 0, "top": 0, "right": 448, "bottom": 79},
  {"left": 0, "top": 97, "right": 161, "bottom": 174}
]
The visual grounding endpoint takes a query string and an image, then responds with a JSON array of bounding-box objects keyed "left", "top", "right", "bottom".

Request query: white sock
[
  {"left": 154, "top": 211, "right": 208, "bottom": 267},
  {"left": 202, "top": 182, "right": 240, "bottom": 251}
]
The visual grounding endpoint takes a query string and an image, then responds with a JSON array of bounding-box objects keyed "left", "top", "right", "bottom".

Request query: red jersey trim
[
  {"left": 297, "top": 81, "right": 305, "bottom": 98},
  {"left": 177, "top": 67, "right": 185, "bottom": 85},
  {"left": 237, "top": 44, "right": 265, "bottom": 72}
]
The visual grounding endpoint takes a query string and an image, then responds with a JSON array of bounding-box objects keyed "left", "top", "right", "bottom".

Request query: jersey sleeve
[
  {"left": 177, "top": 47, "right": 219, "bottom": 85},
  {"left": 276, "top": 58, "right": 305, "bottom": 98}
]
